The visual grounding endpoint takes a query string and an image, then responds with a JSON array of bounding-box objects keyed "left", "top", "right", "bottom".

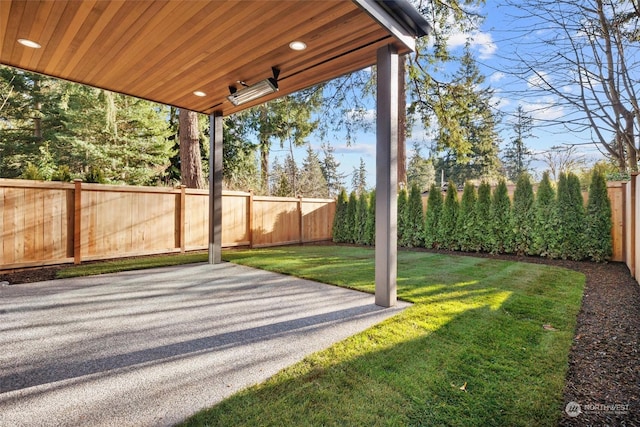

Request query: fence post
[
  {"left": 298, "top": 196, "right": 304, "bottom": 244},
  {"left": 73, "top": 179, "right": 82, "bottom": 265},
  {"left": 179, "top": 185, "right": 186, "bottom": 253},
  {"left": 248, "top": 190, "right": 254, "bottom": 248}
]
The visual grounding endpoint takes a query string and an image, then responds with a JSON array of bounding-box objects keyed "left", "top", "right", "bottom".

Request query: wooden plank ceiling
[{"left": 0, "top": 0, "right": 417, "bottom": 116}]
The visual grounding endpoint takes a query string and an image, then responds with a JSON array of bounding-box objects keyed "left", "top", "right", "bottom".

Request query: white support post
[
  {"left": 375, "top": 44, "right": 399, "bottom": 307},
  {"left": 208, "top": 112, "right": 223, "bottom": 264}
]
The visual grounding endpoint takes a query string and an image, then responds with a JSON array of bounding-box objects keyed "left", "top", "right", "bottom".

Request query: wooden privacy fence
[
  {"left": 0, "top": 179, "right": 335, "bottom": 270},
  {"left": 616, "top": 174, "right": 640, "bottom": 279}
]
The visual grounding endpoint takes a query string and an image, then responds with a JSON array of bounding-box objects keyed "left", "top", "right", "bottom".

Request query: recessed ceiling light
[
  {"left": 18, "top": 38, "right": 41, "bottom": 49},
  {"left": 193, "top": 91, "right": 206, "bottom": 97},
  {"left": 289, "top": 41, "right": 307, "bottom": 51}
]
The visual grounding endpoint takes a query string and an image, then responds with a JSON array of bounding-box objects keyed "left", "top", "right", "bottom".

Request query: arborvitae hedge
[
  {"left": 404, "top": 184, "right": 425, "bottom": 248},
  {"left": 512, "top": 174, "right": 535, "bottom": 255},
  {"left": 364, "top": 190, "right": 376, "bottom": 246},
  {"left": 490, "top": 180, "right": 513, "bottom": 254},
  {"left": 345, "top": 191, "right": 358, "bottom": 243},
  {"left": 397, "top": 188, "right": 408, "bottom": 247},
  {"left": 424, "top": 184, "right": 443, "bottom": 248},
  {"left": 332, "top": 189, "right": 348, "bottom": 243},
  {"left": 457, "top": 181, "right": 477, "bottom": 252},
  {"left": 475, "top": 181, "right": 492, "bottom": 252},
  {"left": 533, "top": 172, "right": 557, "bottom": 257},
  {"left": 355, "top": 192, "right": 369, "bottom": 245},
  {"left": 331, "top": 173, "right": 613, "bottom": 263},
  {"left": 441, "top": 181, "right": 459, "bottom": 250},
  {"left": 556, "top": 173, "right": 585, "bottom": 260},
  {"left": 585, "top": 171, "right": 612, "bottom": 262}
]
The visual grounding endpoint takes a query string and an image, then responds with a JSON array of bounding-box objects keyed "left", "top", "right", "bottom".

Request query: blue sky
[{"left": 268, "top": 1, "right": 609, "bottom": 192}]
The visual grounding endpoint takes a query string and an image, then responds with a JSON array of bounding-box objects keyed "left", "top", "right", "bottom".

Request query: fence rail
[{"left": 0, "top": 179, "right": 335, "bottom": 270}]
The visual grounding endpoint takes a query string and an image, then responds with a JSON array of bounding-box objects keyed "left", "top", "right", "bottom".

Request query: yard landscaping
[
  {"left": 2, "top": 245, "right": 637, "bottom": 425},
  {"left": 180, "top": 245, "right": 585, "bottom": 426}
]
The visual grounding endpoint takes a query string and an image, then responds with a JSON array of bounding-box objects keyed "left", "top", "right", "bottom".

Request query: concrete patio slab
[{"left": 0, "top": 262, "right": 410, "bottom": 427}]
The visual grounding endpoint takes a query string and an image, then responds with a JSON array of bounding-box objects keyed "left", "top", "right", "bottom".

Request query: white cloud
[
  {"left": 448, "top": 30, "right": 497, "bottom": 59},
  {"left": 527, "top": 71, "right": 551, "bottom": 89},
  {"left": 521, "top": 97, "right": 565, "bottom": 122},
  {"left": 492, "top": 94, "right": 511, "bottom": 110},
  {"left": 333, "top": 142, "right": 376, "bottom": 158},
  {"left": 345, "top": 108, "right": 376, "bottom": 125},
  {"left": 489, "top": 71, "right": 505, "bottom": 83},
  {"left": 562, "top": 85, "right": 574, "bottom": 94}
]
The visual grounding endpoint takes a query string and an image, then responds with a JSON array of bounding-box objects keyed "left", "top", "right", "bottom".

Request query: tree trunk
[
  {"left": 179, "top": 109, "right": 204, "bottom": 188},
  {"left": 397, "top": 54, "right": 407, "bottom": 188},
  {"left": 260, "top": 143, "right": 269, "bottom": 193},
  {"left": 259, "top": 105, "right": 270, "bottom": 193},
  {"left": 625, "top": 113, "right": 638, "bottom": 171}
]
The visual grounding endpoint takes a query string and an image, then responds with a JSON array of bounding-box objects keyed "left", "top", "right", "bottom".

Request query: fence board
[
  {"left": 252, "top": 197, "right": 300, "bottom": 247},
  {"left": 184, "top": 193, "right": 207, "bottom": 249},
  {"left": 222, "top": 193, "right": 250, "bottom": 246},
  {"left": 302, "top": 198, "right": 336, "bottom": 242},
  {"left": 607, "top": 183, "right": 624, "bottom": 262},
  {"left": 624, "top": 180, "right": 635, "bottom": 276}
]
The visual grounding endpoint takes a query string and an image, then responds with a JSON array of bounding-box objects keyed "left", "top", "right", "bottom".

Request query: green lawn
[
  {"left": 56, "top": 252, "right": 208, "bottom": 279},
  {"left": 180, "top": 245, "right": 585, "bottom": 427}
]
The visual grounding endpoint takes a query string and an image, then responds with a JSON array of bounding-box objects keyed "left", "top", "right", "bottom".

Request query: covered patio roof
[
  {"left": 1, "top": 0, "right": 430, "bottom": 308},
  {"left": 0, "top": 0, "right": 429, "bottom": 116}
]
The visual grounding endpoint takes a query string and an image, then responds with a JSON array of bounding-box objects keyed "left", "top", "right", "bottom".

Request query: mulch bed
[{"left": 2, "top": 249, "right": 639, "bottom": 425}]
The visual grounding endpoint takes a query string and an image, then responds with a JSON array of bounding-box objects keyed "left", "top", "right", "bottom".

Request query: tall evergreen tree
[
  {"left": 320, "top": 142, "right": 346, "bottom": 197},
  {"left": 354, "top": 192, "right": 369, "bottom": 245},
  {"left": 345, "top": 191, "right": 358, "bottom": 243},
  {"left": 352, "top": 157, "right": 368, "bottom": 195},
  {"left": 407, "top": 142, "right": 436, "bottom": 192},
  {"left": 475, "top": 181, "right": 493, "bottom": 252},
  {"left": 584, "top": 171, "right": 612, "bottom": 262},
  {"left": 222, "top": 115, "right": 260, "bottom": 191},
  {"left": 457, "top": 181, "right": 477, "bottom": 251},
  {"left": 512, "top": 173, "right": 535, "bottom": 255},
  {"left": 556, "top": 173, "right": 586, "bottom": 260},
  {"left": 332, "top": 189, "right": 349, "bottom": 243},
  {"left": 364, "top": 190, "right": 376, "bottom": 246},
  {"left": 533, "top": 172, "right": 558, "bottom": 257},
  {"left": 404, "top": 184, "right": 425, "bottom": 248},
  {"left": 490, "top": 179, "right": 513, "bottom": 254},
  {"left": 424, "top": 184, "right": 443, "bottom": 248},
  {"left": 503, "top": 105, "right": 534, "bottom": 181},
  {"left": 397, "top": 188, "right": 409, "bottom": 247},
  {"left": 270, "top": 159, "right": 293, "bottom": 197},
  {"left": 0, "top": 67, "right": 173, "bottom": 185},
  {"left": 299, "top": 145, "right": 329, "bottom": 198},
  {"left": 433, "top": 45, "right": 502, "bottom": 183},
  {"left": 243, "top": 89, "right": 322, "bottom": 192},
  {"left": 441, "top": 180, "right": 460, "bottom": 250}
]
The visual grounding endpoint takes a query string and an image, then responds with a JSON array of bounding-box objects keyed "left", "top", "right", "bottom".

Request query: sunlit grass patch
[
  {"left": 56, "top": 252, "right": 208, "bottom": 278},
  {"left": 180, "top": 245, "right": 584, "bottom": 426}
]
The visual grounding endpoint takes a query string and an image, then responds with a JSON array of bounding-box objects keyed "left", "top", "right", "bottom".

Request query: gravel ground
[
  {"left": 2, "top": 250, "right": 639, "bottom": 425},
  {"left": 0, "top": 262, "right": 410, "bottom": 427}
]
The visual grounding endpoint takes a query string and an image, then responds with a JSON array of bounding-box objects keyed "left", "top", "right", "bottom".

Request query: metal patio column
[
  {"left": 208, "top": 112, "right": 223, "bottom": 264},
  {"left": 375, "top": 44, "right": 399, "bottom": 307}
]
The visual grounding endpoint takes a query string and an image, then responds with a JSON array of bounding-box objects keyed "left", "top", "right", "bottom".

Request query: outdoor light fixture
[
  {"left": 227, "top": 68, "right": 280, "bottom": 106},
  {"left": 289, "top": 41, "right": 307, "bottom": 51},
  {"left": 193, "top": 90, "right": 206, "bottom": 97},
  {"left": 17, "top": 38, "right": 41, "bottom": 49}
]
